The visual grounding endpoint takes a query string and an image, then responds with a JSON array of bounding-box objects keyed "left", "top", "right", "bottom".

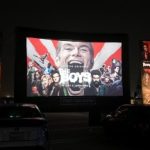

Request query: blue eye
[
  {"left": 65, "top": 47, "right": 74, "bottom": 51},
  {"left": 63, "top": 44, "right": 74, "bottom": 51},
  {"left": 80, "top": 48, "right": 87, "bottom": 52},
  {"left": 80, "top": 47, "right": 89, "bottom": 53}
]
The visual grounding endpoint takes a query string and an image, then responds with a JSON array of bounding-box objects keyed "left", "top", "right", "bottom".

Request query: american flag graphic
[{"left": 26, "top": 37, "right": 122, "bottom": 70}]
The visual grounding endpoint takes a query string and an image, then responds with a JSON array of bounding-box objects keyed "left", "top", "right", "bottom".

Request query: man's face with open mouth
[
  {"left": 56, "top": 41, "right": 93, "bottom": 95},
  {"left": 56, "top": 41, "right": 93, "bottom": 70}
]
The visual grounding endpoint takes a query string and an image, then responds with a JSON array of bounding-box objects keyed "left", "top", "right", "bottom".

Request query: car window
[
  {"left": 116, "top": 105, "right": 129, "bottom": 112},
  {"left": 115, "top": 108, "right": 128, "bottom": 118},
  {"left": 0, "top": 106, "right": 42, "bottom": 118}
]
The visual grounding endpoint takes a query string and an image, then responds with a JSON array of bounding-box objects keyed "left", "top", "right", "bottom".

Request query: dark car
[
  {"left": 102, "top": 104, "right": 150, "bottom": 137},
  {"left": 0, "top": 103, "right": 49, "bottom": 149}
]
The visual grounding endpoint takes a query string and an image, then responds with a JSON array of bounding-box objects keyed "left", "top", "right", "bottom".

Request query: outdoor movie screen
[{"left": 27, "top": 38, "right": 122, "bottom": 97}]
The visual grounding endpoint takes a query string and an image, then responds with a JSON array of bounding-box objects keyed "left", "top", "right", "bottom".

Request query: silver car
[{"left": 0, "top": 103, "right": 49, "bottom": 149}]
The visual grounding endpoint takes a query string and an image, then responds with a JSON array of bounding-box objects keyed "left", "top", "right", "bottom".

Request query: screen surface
[{"left": 27, "top": 37, "right": 123, "bottom": 97}]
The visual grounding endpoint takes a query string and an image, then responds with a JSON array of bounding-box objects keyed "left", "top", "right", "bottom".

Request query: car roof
[
  {"left": 0, "top": 103, "right": 38, "bottom": 108},
  {"left": 116, "top": 104, "right": 150, "bottom": 111}
]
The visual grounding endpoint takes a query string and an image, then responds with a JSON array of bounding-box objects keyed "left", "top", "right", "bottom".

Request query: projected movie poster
[
  {"left": 27, "top": 38, "right": 123, "bottom": 96},
  {"left": 142, "top": 41, "right": 150, "bottom": 104}
]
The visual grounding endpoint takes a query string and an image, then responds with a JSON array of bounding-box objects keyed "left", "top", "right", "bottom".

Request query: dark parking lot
[{"left": 45, "top": 112, "right": 149, "bottom": 150}]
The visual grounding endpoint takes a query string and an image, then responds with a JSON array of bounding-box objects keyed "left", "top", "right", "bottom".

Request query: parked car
[
  {"left": 0, "top": 103, "right": 49, "bottom": 149},
  {"left": 102, "top": 104, "right": 150, "bottom": 137}
]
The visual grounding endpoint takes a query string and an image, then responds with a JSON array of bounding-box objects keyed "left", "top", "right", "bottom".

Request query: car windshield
[
  {"left": 0, "top": 106, "right": 42, "bottom": 118},
  {"left": 116, "top": 105, "right": 129, "bottom": 112}
]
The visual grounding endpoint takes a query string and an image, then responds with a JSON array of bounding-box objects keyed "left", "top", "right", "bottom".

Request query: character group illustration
[{"left": 27, "top": 39, "right": 123, "bottom": 96}]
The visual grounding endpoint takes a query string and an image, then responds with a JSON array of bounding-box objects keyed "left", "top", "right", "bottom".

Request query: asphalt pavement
[{"left": 45, "top": 112, "right": 148, "bottom": 150}]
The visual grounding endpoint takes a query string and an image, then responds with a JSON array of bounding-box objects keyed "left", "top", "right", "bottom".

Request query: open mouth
[{"left": 68, "top": 61, "right": 83, "bottom": 91}]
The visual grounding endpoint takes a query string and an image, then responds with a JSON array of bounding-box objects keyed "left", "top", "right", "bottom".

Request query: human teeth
[{"left": 69, "top": 61, "right": 82, "bottom": 64}]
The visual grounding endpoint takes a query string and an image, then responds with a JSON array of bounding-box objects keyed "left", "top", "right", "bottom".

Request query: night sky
[{"left": 0, "top": 0, "right": 150, "bottom": 97}]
